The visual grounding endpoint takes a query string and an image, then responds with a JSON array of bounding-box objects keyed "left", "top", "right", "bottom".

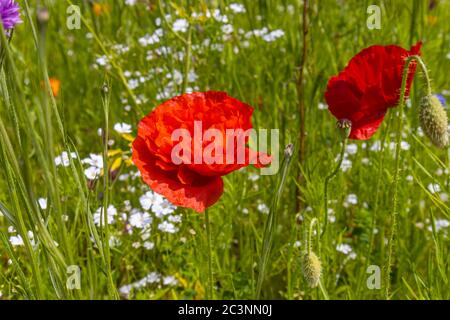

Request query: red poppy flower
[
  {"left": 132, "top": 91, "right": 269, "bottom": 212},
  {"left": 325, "top": 42, "right": 422, "bottom": 140}
]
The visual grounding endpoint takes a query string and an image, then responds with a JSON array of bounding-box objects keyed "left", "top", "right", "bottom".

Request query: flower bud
[
  {"left": 419, "top": 95, "right": 448, "bottom": 148},
  {"left": 37, "top": 7, "right": 50, "bottom": 25},
  {"left": 301, "top": 251, "right": 322, "bottom": 288}
]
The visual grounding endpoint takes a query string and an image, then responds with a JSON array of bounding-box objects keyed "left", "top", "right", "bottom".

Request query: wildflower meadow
[{"left": 0, "top": 0, "right": 449, "bottom": 302}]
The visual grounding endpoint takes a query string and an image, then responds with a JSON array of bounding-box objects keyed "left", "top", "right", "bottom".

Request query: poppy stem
[
  {"left": 205, "top": 208, "right": 214, "bottom": 299},
  {"left": 321, "top": 136, "right": 347, "bottom": 238},
  {"left": 385, "top": 54, "right": 428, "bottom": 299},
  {"left": 307, "top": 218, "right": 318, "bottom": 255}
]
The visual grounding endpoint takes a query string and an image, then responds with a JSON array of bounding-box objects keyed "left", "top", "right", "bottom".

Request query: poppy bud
[
  {"left": 336, "top": 119, "right": 352, "bottom": 139},
  {"left": 37, "top": 7, "right": 50, "bottom": 25},
  {"left": 301, "top": 251, "right": 322, "bottom": 288},
  {"left": 419, "top": 95, "right": 448, "bottom": 148},
  {"left": 284, "top": 143, "right": 294, "bottom": 158}
]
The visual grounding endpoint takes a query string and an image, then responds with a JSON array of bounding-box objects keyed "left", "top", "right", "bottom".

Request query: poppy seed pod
[
  {"left": 301, "top": 251, "right": 322, "bottom": 288},
  {"left": 337, "top": 119, "right": 352, "bottom": 139},
  {"left": 419, "top": 95, "right": 448, "bottom": 148}
]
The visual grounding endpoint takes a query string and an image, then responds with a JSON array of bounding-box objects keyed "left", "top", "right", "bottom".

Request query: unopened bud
[
  {"left": 301, "top": 251, "right": 322, "bottom": 288},
  {"left": 37, "top": 7, "right": 50, "bottom": 25},
  {"left": 419, "top": 95, "right": 448, "bottom": 148}
]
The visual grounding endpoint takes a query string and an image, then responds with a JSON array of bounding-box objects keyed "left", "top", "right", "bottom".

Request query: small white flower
[
  {"left": 172, "top": 19, "right": 189, "bottom": 33},
  {"left": 257, "top": 203, "right": 269, "bottom": 214},
  {"left": 144, "top": 272, "right": 160, "bottom": 284},
  {"left": 152, "top": 200, "right": 176, "bottom": 218},
  {"left": 114, "top": 122, "right": 132, "bottom": 134},
  {"left": 400, "top": 141, "right": 410, "bottom": 151},
  {"left": 336, "top": 243, "right": 353, "bottom": 255},
  {"left": 340, "top": 158, "right": 352, "bottom": 172},
  {"left": 158, "top": 221, "right": 178, "bottom": 233},
  {"left": 346, "top": 144, "right": 358, "bottom": 155},
  {"left": 132, "top": 242, "right": 141, "bottom": 248},
  {"left": 82, "top": 154, "right": 103, "bottom": 168},
  {"left": 229, "top": 3, "right": 246, "bottom": 13},
  {"left": 129, "top": 210, "right": 152, "bottom": 229},
  {"left": 9, "top": 235, "right": 24, "bottom": 246},
  {"left": 262, "top": 29, "right": 285, "bottom": 42},
  {"left": 93, "top": 205, "right": 117, "bottom": 226},
  {"left": 168, "top": 215, "right": 182, "bottom": 223},
  {"left": 427, "top": 183, "right": 441, "bottom": 194},
  {"left": 96, "top": 55, "right": 109, "bottom": 67},
  {"left": 163, "top": 275, "right": 178, "bottom": 286},
  {"left": 370, "top": 141, "right": 382, "bottom": 152},
  {"left": 143, "top": 241, "right": 155, "bottom": 250},
  {"left": 9, "top": 231, "right": 35, "bottom": 247},
  {"left": 221, "top": 24, "right": 234, "bottom": 34},
  {"left": 84, "top": 166, "right": 101, "bottom": 180},
  {"left": 38, "top": 198, "right": 47, "bottom": 210},
  {"left": 428, "top": 219, "right": 450, "bottom": 233},
  {"left": 55, "top": 151, "right": 77, "bottom": 167},
  {"left": 139, "top": 191, "right": 165, "bottom": 210},
  {"left": 345, "top": 194, "right": 358, "bottom": 205},
  {"left": 128, "top": 79, "right": 139, "bottom": 90}
]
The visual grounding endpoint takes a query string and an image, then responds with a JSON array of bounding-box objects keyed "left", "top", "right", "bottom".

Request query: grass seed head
[{"left": 419, "top": 95, "right": 448, "bottom": 148}]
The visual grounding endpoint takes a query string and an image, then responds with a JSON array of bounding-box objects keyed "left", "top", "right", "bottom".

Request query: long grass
[{"left": 0, "top": 0, "right": 449, "bottom": 300}]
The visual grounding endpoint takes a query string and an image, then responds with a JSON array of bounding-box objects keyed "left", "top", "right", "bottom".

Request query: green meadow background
[{"left": 0, "top": 0, "right": 449, "bottom": 299}]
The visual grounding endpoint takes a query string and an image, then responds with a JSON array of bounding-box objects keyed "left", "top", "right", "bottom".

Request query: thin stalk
[
  {"left": 318, "top": 280, "right": 330, "bottom": 300},
  {"left": 296, "top": 0, "right": 309, "bottom": 213},
  {"left": 182, "top": 27, "right": 192, "bottom": 93},
  {"left": 356, "top": 114, "right": 392, "bottom": 297},
  {"left": 256, "top": 144, "right": 294, "bottom": 299},
  {"left": 101, "top": 83, "right": 119, "bottom": 299},
  {"left": 205, "top": 208, "right": 214, "bottom": 299},
  {"left": 307, "top": 218, "right": 318, "bottom": 255},
  {"left": 385, "top": 55, "right": 430, "bottom": 298},
  {"left": 368, "top": 116, "right": 391, "bottom": 257},
  {"left": 321, "top": 137, "right": 347, "bottom": 238}
]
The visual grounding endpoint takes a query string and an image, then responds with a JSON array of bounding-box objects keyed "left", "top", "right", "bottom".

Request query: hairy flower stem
[
  {"left": 256, "top": 144, "right": 294, "bottom": 299},
  {"left": 385, "top": 55, "right": 430, "bottom": 299},
  {"left": 296, "top": 0, "right": 309, "bottom": 214},
  {"left": 307, "top": 218, "right": 318, "bottom": 255},
  {"left": 321, "top": 137, "right": 347, "bottom": 238},
  {"left": 205, "top": 209, "right": 214, "bottom": 299}
]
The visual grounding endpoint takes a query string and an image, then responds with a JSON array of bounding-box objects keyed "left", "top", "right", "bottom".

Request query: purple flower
[
  {"left": 0, "top": 0, "right": 22, "bottom": 30},
  {"left": 435, "top": 94, "right": 447, "bottom": 106}
]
